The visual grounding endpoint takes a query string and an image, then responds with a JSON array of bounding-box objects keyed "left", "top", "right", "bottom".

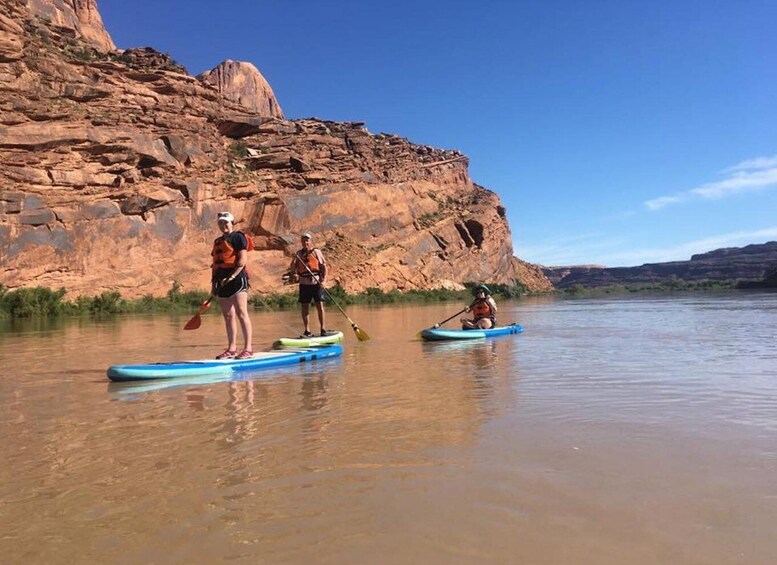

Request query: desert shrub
[{"left": 0, "top": 287, "right": 67, "bottom": 318}]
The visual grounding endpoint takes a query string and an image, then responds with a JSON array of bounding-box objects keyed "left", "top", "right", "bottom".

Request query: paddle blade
[
  {"left": 353, "top": 325, "right": 370, "bottom": 341},
  {"left": 183, "top": 314, "right": 202, "bottom": 330},
  {"left": 183, "top": 298, "right": 212, "bottom": 330}
]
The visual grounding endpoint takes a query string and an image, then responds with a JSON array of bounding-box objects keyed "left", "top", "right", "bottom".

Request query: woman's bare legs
[
  {"left": 218, "top": 291, "right": 252, "bottom": 352},
  {"left": 460, "top": 317, "right": 494, "bottom": 330},
  {"left": 234, "top": 291, "right": 252, "bottom": 352},
  {"left": 218, "top": 297, "right": 237, "bottom": 351}
]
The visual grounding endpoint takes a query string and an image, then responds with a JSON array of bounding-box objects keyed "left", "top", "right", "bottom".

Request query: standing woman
[{"left": 211, "top": 211, "right": 253, "bottom": 359}]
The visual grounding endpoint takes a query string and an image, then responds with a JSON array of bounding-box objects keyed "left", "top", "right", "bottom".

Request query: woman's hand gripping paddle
[{"left": 184, "top": 297, "right": 213, "bottom": 330}]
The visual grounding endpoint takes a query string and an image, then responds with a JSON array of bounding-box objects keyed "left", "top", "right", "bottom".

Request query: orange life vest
[
  {"left": 211, "top": 232, "right": 254, "bottom": 272},
  {"left": 295, "top": 249, "right": 321, "bottom": 276},
  {"left": 471, "top": 299, "right": 495, "bottom": 320}
]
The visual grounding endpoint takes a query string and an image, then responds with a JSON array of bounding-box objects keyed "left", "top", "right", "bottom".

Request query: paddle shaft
[
  {"left": 433, "top": 308, "right": 468, "bottom": 328},
  {"left": 432, "top": 298, "right": 484, "bottom": 328},
  {"left": 199, "top": 296, "right": 213, "bottom": 313}
]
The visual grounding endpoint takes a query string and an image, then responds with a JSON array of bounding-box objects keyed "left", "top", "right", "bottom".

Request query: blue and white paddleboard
[
  {"left": 107, "top": 344, "right": 343, "bottom": 381},
  {"left": 419, "top": 324, "right": 523, "bottom": 341}
]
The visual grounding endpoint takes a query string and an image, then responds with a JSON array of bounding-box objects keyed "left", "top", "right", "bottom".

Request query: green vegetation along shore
[{"left": 0, "top": 282, "right": 528, "bottom": 320}]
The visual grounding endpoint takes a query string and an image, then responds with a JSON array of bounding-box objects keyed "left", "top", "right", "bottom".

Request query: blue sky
[{"left": 99, "top": 0, "right": 777, "bottom": 267}]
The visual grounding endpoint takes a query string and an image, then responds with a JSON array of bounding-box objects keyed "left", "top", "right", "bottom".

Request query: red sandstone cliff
[{"left": 0, "top": 0, "right": 552, "bottom": 297}]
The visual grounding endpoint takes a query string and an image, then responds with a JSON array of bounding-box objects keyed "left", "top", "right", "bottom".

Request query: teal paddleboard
[
  {"left": 419, "top": 324, "right": 523, "bottom": 341},
  {"left": 107, "top": 344, "right": 343, "bottom": 381}
]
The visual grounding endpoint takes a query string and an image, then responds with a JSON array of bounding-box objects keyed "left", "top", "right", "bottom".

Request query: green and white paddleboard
[{"left": 274, "top": 331, "right": 344, "bottom": 348}]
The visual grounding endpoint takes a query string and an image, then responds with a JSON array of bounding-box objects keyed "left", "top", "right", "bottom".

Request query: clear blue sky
[{"left": 100, "top": 0, "right": 777, "bottom": 267}]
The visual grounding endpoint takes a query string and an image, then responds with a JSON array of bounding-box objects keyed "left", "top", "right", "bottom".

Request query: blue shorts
[{"left": 298, "top": 284, "right": 324, "bottom": 304}]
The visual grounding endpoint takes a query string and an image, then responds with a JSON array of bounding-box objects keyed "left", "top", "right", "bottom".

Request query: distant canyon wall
[{"left": 544, "top": 242, "right": 777, "bottom": 288}]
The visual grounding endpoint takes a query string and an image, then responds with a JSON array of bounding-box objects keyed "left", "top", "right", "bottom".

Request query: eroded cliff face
[{"left": 0, "top": 0, "right": 552, "bottom": 297}]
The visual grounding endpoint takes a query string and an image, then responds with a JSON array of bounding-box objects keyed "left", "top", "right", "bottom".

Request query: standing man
[{"left": 287, "top": 232, "right": 331, "bottom": 337}]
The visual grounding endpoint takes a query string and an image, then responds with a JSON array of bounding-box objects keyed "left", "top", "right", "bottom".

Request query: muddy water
[{"left": 1, "top": 293, "right": 775, "bottom": 564}]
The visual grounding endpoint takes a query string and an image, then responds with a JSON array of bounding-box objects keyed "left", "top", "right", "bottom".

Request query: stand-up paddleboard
[
  {"left": 419, "top": 324, "right": 523, "bottom": 341},
  {"left": 109, "top": 357, "right": 343, "bottom": 396},
  {"left": 107, "top": 344, "right": 343, "bottom": 382},
  {"left": 273, "top": 331, "right": 344, "bottom": 348}
]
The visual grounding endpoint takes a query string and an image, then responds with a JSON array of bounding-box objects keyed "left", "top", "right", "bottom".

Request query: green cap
[{"left": 471, "top": 284, "right": 491, "bottom": 295}]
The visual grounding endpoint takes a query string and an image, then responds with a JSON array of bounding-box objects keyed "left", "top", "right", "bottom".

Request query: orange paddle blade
[
  {"left": 183, "top": 298, "right": 212, "bottom": 330},
  {"left": 183, "top": 314, "right": 202, "bottom": 330}
]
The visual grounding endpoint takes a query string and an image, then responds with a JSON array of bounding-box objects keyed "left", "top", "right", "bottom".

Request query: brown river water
[{"left": 1, "top": 293, "right": 775, "bottom": 564}]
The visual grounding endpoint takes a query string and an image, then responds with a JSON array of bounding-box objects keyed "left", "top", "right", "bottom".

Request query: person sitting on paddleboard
[
  {"left": 461, "top": 284, "right": 498, "bottom": 330},
  {"left": 284, "top": 232, "right": 332, "bottom": 338},
  {"left": 211, "top": 211, "right": 253, "bottom": 359}
]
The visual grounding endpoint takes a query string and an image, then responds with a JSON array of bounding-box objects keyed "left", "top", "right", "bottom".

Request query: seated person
[{"left": 461, "top": 284, "right": 497, "bottom": 329}]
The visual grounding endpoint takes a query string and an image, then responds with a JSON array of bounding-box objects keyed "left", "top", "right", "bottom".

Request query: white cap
[
  {"left": 217, "top": 211, "right": 234, "bottom": 223},
  {"left": 301, "top": 232, "right": 312, "bottom": 240}
]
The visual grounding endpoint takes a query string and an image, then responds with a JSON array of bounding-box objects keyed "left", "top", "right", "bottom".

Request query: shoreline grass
[{"left": 0, "top": 282, "right": 529, "bottom": 320}]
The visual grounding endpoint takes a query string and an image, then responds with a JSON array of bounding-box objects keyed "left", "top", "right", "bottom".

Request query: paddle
[
  {"left": 425, "top": 298, "right": 484, "bottom": 330},
  {"left": 429, "top": 307, "right": 468, "bottom": 329},
  {"left": 292, "top": 253, "right": 370, "bottom": 341},
  {"left": 183, "top": 296, "right": 213, "bottom": 330}
]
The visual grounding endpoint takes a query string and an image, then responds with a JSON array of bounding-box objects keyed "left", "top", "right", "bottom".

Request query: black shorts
[
  {"left": 216, "top": 275, "right": 249, "bottom": 298},
  {"left": 298, "top": 284, "right": 324, "bottom": 304}
]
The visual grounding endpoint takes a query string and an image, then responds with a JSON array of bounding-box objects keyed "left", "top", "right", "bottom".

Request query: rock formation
[
  {"left": 199, "top": 60, "right": 284, "bottom": 118},
  {"left": 0, "top": 0, "right": 551, "bottom": 298},
  {"left": 544, "top": 242, "right": 777, "bottom": 288},
  {"left": 26, "top": 0, "right": 115, "bottom": 51}
]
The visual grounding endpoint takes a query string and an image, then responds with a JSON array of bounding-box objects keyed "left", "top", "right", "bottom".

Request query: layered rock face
[
  {"left": 544, "top": 242, "right": 777, "bottom": 288},
  {"left": 0, "top": 0, "right": 551, "bottom": 298},
  {"left": 26, "top": 0, "right": 115, "bottom": 51},
  {"left": 199, "top": 60, "right": 284, "bottom": 118},
  {"left": 0, "top": 2, "right": 25, "bottom": 62}
]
